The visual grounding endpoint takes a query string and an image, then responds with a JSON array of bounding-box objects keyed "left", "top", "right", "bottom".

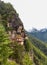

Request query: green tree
[
  {"left": 22, "top": 53, "right": 33, "bottom": 65},
  {"left": 0, "top": 23, "right": 12, "bottom": 65},
  {"left": 24, "top": 39, "right": 31, "bottom": 52},
  {"left": 12, "top": 42, "right": 25, "bottom": 65}
]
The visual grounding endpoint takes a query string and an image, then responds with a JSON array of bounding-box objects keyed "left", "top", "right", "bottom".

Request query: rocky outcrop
[{"left": 0, "top": 1, "right": 28, "bottom": 45}]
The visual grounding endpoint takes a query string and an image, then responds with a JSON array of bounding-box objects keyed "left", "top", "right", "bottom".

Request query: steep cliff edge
[{"left": 0, "top": 1, "right": 28, "bottom": 45}]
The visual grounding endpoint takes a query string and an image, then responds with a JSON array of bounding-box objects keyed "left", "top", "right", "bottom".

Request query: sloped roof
[{"left": 16, "top": 34, "right": 24, "bottom": 42}]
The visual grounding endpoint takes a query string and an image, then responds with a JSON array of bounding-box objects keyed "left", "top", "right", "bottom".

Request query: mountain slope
[
  {"left": 28, "top": 33, "right": 47, "bottom": 55},
  {"left": 0, "top": 1, "right": 47, "bottom": 65},
  {"left": 29, "top": 28, "right": 47, "bottom": 42},
  {"left": 27, "top": 33, "right": 47, "bottom": 65},
  {"left": 32, "top": 43, "right": 47, "bottom": 65},
  {"left": 0, "top": 1, "right": 34, "bottom": 65}
]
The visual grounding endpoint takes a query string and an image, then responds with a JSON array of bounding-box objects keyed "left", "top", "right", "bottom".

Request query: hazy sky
[{"left": 1, "top": 0, "right": 47, "bottom": 31}]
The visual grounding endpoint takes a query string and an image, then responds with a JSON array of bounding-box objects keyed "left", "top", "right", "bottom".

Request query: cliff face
[
  {"left": 0, "top": 1, "right": 27, "bottom": 45},
  {"left": 7, "top": 11, "right": 25, "bottom": 45},
  {"left": 7, "top": 21, "right": 25, "bottom": 45},
  {"left": 0, "top": 1, "right": 23, "bottom": 27}
]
